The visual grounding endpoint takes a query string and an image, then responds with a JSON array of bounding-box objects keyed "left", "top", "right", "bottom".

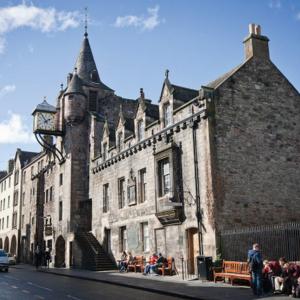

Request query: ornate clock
[{"left": 32, "top": 98, "right": 57, "bottom": 134}]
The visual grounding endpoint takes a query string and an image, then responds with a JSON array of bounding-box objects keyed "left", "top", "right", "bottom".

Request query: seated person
[
  {"left": 143, "top": 253, "right": 158, "bottom": 275},
  {"left": 127, "top": 251, "right": 134, "bottom": 265},
  {"left": 262, "top": 260, "right": 273, "bottom": 293},
  {"left": 119, "top": 251, "right": 128, "bottom": 272},
  {"left": 274, "top": 261, "right": 293, "bottom": 295},
  {"left": 293, "top": 276, "right": 300, "bottom": 298}
]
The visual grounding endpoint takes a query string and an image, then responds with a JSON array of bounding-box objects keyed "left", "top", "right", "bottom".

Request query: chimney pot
[
  {"left": 249, "top": 24, "right": 255, "bottom": 35},
  {"left": 244, "top": 24, "right": 269, "bottom": 60},
  {"left": 255, "top": 24, "right": 261, "bottom": 35}
]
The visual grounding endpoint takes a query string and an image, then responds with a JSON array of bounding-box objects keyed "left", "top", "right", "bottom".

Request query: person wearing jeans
[{"left": 248, "top": 243, "right": 263, "bottom": 297}]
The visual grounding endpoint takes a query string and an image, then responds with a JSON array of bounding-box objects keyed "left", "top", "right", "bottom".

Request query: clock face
[{"left": 35, "top": 112, "right": 56, "bottom": 132}]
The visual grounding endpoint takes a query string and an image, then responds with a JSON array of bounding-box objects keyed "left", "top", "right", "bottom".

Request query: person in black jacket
[{"left": 248, "top": 243, "right": 263, "bottom": 296}]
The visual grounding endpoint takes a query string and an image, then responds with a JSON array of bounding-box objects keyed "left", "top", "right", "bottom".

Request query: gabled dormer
[
  {"left": 134, "top": 88, "right": 159, "bottom": 142},
  {"left": 134, "top": 89, "right": 147, "bottom": 142},
  {"left": 115, "top": 105, "right": 125, "bottom": 152},
  {"left": 101, "top": 119, "right": 116, "bottom": 161},
  {"left": 159, "top": 70, "right": 198, "bottom": 128},
  {"left": 159, "top": 70, "right": 174, "bottom": 129}
]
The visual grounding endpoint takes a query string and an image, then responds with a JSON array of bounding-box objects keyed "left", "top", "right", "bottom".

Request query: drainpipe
[{"left": 191, "top": 119, "right": 204, "bottom": 257}]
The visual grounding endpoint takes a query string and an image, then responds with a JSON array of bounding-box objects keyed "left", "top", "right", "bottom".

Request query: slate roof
[
  {"left": 18, "top": 150, "right": 40, "bottom": 168},
  {"left": 206, "top": 58, "right": 252, "bottom": 89},
  {"left": 172, "top": 85, "right": 198, "bottom": 102},
  {"left": 0, "top": 171, "right": 7, "bottom": 180},
  {"left": 144, "top": 101, "right": 159, "bottom": 126},
  {"left": 65, "top": 73, "right": 86, "bottom": 96},
  {"left": 34, "top": 99, "right": 56, "bottom": 113},
  {"left": 75, "top": 35, "right": 113, "bottom": 91},
  {"left": 159, "top": 75, "right": 198, "bottom": 109}
]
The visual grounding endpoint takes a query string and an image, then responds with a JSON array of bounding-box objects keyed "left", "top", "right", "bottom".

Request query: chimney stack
[
  {"left": 8, "top": 159, "right": 14, "bottom": 173},
  {"left": 243, "top": 24, "right": 270, "bottom": 60}
]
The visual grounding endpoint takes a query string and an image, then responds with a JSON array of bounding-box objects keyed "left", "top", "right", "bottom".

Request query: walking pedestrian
[
  {"left": 34, "top": 245, "right": 41, "bottom": 270},
  {"left": 45, "top": 248, "right": 51, "bottom": 269},
  {"left": 248, "top": 243, "right": 263, "bottom": 297}
]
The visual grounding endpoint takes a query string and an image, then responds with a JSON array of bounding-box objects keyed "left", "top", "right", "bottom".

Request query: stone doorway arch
[
  {"left": 4, "top": 237, "right": 9, "bottom": 252},
  {"left": 55, "top": 236, "right": 65, "bottom": 268},
  {"left": 0, "top": 238, "right": 3, "bottom": 249},
  {"left": 10, "top": 235, "right": 17, "bottom": 255}
]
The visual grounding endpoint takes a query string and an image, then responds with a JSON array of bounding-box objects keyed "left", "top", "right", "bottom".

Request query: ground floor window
[
  {"left": 119, "top": 226, "right": 127, "bottom": 252},
  {"left": 141, "top": 222, "right": 150, "bottom": 252}
]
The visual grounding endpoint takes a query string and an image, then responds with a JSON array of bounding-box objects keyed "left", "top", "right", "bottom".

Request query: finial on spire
[
  {"left": 74, "top": 67, "right": 78, "bottom": 74},
  {"left": 165, "top": 69, "right": 169, "bottom": 79},
  {"left": 84, "top": 7, "right": 88, "bottom": 38},
  {"left": 140, "top": 88, "right": 145, "bottom": 99},
  {"left": 43, "top": 96, "right": 47, "bottom": 102},
  {"left": 60, "top": 83, "right": 64, "bottom": 91}
]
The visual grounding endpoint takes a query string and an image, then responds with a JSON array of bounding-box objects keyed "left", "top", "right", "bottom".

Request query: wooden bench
[
  {"left": 213, "top": 261, "right": 251, "bottom": 285},
  {"left": 157, "top": 257, "right": 177, "bottom": 276},
  {"left": 127, "top": 256, "right": 144, "bottom": 273}
]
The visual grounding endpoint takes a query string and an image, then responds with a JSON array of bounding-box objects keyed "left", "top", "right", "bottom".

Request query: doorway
[
  {"left": 186, "top": 227, "right": 199, "bottom": 274},
  {"left": 55, "top": 236, "right": 65, "bottom": 267}
]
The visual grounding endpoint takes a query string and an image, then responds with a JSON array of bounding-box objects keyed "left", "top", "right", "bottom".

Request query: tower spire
[{"left": 84, "top": 7, "right": 88, "bottom": 38}]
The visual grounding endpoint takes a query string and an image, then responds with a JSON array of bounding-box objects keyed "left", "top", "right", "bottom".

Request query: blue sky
[{"left": 0, "top": 0, "right": 299, "bottom": 170}]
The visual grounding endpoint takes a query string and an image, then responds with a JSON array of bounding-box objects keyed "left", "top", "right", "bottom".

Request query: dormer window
[
  {"left": 137, "top": 119, "right": 144, "bottom": 141},
  {"left": 90, "top": 70, "right": 99, "bottom": 82},
  {"left": 103, "top": 143, "right": 107, "bottom": 161},
  {"left": 117, "top": 132, "right": 123, "bottom": 152},
  {"left": 163, "top": 103, "right": 172, "bottom": 127}
]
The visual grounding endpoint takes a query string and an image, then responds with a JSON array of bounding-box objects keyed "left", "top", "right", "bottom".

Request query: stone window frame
[
  {"left": 119, "top": 226, "right": 127, "bottom": 253},
  {"left": 59, "top": 173, "right": 63, "bottom": 186},
  {"left": 138, "top": 168, "right": 147, "bottom": 204},
  {"left": 102, "top": 142, "right": 108, "bottom": 162},
  {"left": 59, "top": 200, "right": 63, "bottom": 221},
  {"left": 137, "top": 119, "right": 145, "bottom": 142},
  {"left": 118, "top": 177, "right": 126, "bottom": 209},
  {"left": 13, "top": 190, "right": 18, "bottom": 207},
  {"left": 12, "top": 212, "right": 18, "bottom": 228},
  {"left": 155, "top": 146, "right": 175, "bottom": 201},
  {"left": 141, "top": 222, "right": 150, "bottom": 253},
  {"left": 103, "top": 183, "right": 109, "bottom": 213},
  {"left": 14, "top": 170, "right": 19, "bottom": 186},
  {"left": 88, "top": 90, "right": 98, "bottom": 112},
  {"left": 154, "top": 144, "right": 182, "bottom": 204},
  {"left": 127, "top": 169, "right": 137, "bottom": 206},
  {"left": 117, "top": 131, "right": 123, "bottom": 153},
  {"left": 163, "top": 102, "right": 172, "bottom": 128}
]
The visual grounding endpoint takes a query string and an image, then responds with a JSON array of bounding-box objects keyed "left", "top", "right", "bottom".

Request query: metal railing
[{"left": 220, "top": 222, "right": 300, "bottom": 261}]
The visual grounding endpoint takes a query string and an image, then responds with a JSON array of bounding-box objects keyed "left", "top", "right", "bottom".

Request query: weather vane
[{"left": 84, "top": 7, "right": 88, "bottom": 37}]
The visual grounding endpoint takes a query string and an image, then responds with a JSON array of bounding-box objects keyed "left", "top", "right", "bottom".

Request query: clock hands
[{"left": 41, "top": 113, "right": 48, "bottom": 123}]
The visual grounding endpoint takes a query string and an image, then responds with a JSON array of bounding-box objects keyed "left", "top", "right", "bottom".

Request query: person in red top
[{"left": 143, "top": 253, "right": 158, "bottom": 275}]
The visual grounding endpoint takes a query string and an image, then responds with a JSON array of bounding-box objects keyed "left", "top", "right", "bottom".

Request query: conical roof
[
  {"left": 32, "top": 98, "right": 56, "bottom": 114},
  {"left": 65, "top": 73, "right": 86, "bottom": 96},
  {"left": 74, "top": 35, "right": 113, "bottom": 91}
]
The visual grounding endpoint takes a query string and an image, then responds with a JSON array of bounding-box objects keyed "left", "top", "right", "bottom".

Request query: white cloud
[
  {"left": 0, "top": 85, "right": 16, "bottom": 98},
  {"left": 0, "top": 112, "right": 35, "bottom": 144},
  {"left": 0, "top": 3, "right": 81, "bottom": 53},
  {"left": 269, "top": 0, "right": 281, "bottom": 9},
  {"left": 114, "top": 5, "right": 162, "bottom": 31}
]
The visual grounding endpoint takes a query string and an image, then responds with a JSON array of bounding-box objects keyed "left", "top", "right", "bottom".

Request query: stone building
[{"left": 0, "top": 24, "right": 299, "bottom": 273}]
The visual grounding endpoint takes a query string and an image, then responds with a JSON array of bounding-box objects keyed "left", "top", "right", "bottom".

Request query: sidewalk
[{"left": 37, "top": 266, "right": 254, "bottom": 300}]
